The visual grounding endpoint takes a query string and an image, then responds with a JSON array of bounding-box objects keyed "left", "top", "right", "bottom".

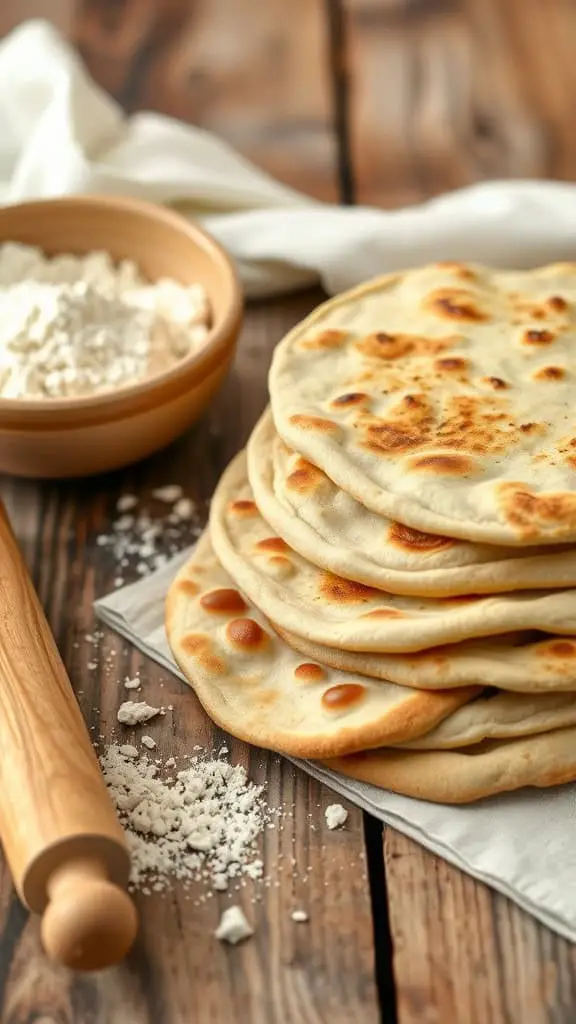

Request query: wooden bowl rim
[{"left": 0, "top": 195, "right": 243, "bottom": 422}]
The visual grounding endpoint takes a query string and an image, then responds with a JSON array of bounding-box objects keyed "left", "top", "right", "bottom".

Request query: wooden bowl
[{"left": 0, "top": 196, "right": 243, "bottom": 478}]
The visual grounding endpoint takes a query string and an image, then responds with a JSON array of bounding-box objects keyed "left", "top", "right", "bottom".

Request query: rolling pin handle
[{"left": 41, "top": 857, "right": 138, "bottom": 971}]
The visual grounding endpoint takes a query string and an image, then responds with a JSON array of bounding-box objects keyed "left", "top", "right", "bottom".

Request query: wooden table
[{"left": 1, "top": 2, "right": 576, "bottom": 1021}]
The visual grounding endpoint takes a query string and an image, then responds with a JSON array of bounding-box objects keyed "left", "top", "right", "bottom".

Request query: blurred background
[{"left": 1, "top": 1, "right": 571, "bottom": 209}]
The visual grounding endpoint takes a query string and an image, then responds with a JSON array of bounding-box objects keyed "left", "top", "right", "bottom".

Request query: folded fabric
[
  {"left": 2, "top": 21, "right": 576, "bottom": 298},
  {"left": 96, "top": 557, "right": 576, "bottom": 944}
]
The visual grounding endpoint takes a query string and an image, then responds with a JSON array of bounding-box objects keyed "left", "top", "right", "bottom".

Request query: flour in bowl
[{"left": 0, "top": 243, "right": 211, "bottom": 398}]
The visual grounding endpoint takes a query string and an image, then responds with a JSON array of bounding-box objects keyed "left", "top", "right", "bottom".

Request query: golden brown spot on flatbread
[
  {"left": 294, "top": 662, "right": 326, "bottom": 683},
  {"left": 355, "top": 331, "right": 454, "bottom": 361},
  {"left": 409, "top": 453, "right": 478, "bottom": 475},
  {"left": 436, "top": 261, "right": 477, "bottom": 281},
  {"left": 360, "top": 608, "right": 406, "bottom": 619},
  {"left": 426, "top": 288, "right": 487, "bottom": 322},
  {"left": 181, "top": 633, "right": 226, "bottom": 675},
  {"left": 543, "top": 640, "right": 576, "bottom": 658},
  {"left": 522, "top": 329, "right": 556, "bottom": 345},
  {"left": 299, "top": 328, "right": 347, "bottom": 350},
  {"left": 318, "top": 571, "right": 381, "bottom": 604},
  {"left": 533, "top": 365, "right": 565, "bottom": 382},
  {"left": 285, "top": 457, "right": 326, "bottom": 493},
  {"left": 289, "top": 414, "right": 340, "bottom": 435},
  {"left": 228, "top": 499, "right": 258, "bottom": 516},
  {"left": 520, "top": 422, "right": 544, "bottom": 435},
  {"left": 547, "top": 295, "right": 568, "bottom": 312},
  {"left": 266, "top": 555, "right": 294, "bottom": 576},
  {"left": 200, "top": 588, "right": 247, "bottom": 615},
  {"left": 498, "top": 482, "right": 576, "bottom": 539},
  {"left": 330, "top": 392, "right": 369, "bottom": 408},
  {"left": 322, "top": 683, "right": 366, "bottom": 711},
  {"left": 434, "top": 357, "right": 468, "bottom": 373},
  {"left": 255, "top": 537, "right": 289, "bottom": 553},
  {"left": 178, "top": 579, "right": 200, "bottom": 597},
  {"left": 483, "top": 376, "right": 509, "bottom": 390},
  {"left": 362, "top": 424, "right": 424, "bottom": 457},
  {"left": 387, "top": 521, "right": 456, "bottom": 553},
  {"left": 226, "top": 618, "right": 268, "bottom": 650}
]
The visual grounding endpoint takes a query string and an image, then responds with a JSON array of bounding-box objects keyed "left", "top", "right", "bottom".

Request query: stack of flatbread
[{"left": 167, "top": 261, "right": 576, "bottom": 804}]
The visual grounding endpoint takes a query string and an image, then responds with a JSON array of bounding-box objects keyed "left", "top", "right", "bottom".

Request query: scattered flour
[
  {"left": 0, "top": 243, "right": 210, "bottom": 399},
  {"left": 215, "top": 906, "right": 253, "bottom": 945},
  {"left": 96, "top": 488, "right": 201, "bottom": 586},
  {"left": 152, "top": 485, "right": 184, "bottom": 503},
  {"left": 100, "top": 746, "right": 271, "bottom": 893},
  {"left": 325, "top": 804, "right": 348, "bottom": 830},
  {"left": 141, "top": 735, "right": 157, "bottom": 750}
]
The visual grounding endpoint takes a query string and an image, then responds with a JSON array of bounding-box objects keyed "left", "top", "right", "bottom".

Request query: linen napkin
[
  {"left": 4, "top": 20, "right": 576, "bottom": 299},
  {"left": 96, "top": 558, "right": 576, "bottom": 944}
]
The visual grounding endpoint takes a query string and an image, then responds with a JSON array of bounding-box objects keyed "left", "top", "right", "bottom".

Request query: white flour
[
  {"left": 0, "top": 243, "right": 210, "bottom": 398},
  {"left": 100, "top": 745, "right": 270, "bottom": 893}
]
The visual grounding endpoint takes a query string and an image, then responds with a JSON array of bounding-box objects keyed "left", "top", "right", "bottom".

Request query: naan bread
[
  {"left": 269, "top": 262, "right": 576, "bottom": 546},
  {"left": 165, "top": 532, "right": 473, "bottom": 758},
  {"left": 274, "top": 626, "right": 576, "bottom": 693},
  {"left": 210, "top": 450, "right": 576, "bottom": 654},
  {"left": 398, "top": 691, "right": 576, "bottom": 749},
  {"left": 248, "top": 409, "right": 576, "bottom": 597},
  {"left": 324, "top": 727, "right": 576, "bottom": 803}
]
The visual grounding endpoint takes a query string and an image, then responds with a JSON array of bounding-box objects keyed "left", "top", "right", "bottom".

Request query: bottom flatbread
[
  {"left": 324, "top": 727, "right": 576, "bottom": 804},
  {"left": 165, "top": 531, "right": 474, "bottom": 758},
  {"left": 399, "top": 690, "right": 576, "bottom": 750}
]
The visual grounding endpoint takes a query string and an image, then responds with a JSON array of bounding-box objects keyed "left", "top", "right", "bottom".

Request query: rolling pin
[{"left": 0, "top": 502, "right": 137, "bottom": 970}]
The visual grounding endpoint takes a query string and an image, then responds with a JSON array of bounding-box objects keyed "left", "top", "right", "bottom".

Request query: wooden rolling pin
[{"left": 0, "top": 503, "right": 137, "bottom": 970}]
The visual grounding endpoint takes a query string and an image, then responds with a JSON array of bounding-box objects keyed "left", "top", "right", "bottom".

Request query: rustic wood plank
[
  {"left": 344, "top": 0, "right": 576, "bottom": 1018},
  {"left": 69, "top": 0, "right": 338, "bottom": 201},
  {"left": 0, "top": 295, "right": 379, "bottom": 1024},
  {"left": 0, "top": 1, "right": 72, "bottom": 37},
  {"left": 383, "top": 831, "right": 576, "bottom": 1024},
  {"left": 344, "top": 0, "right": 553, "bottom": 207}
]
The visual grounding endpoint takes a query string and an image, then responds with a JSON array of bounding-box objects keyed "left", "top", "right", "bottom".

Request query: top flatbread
[
  {"left": 210, "top": 450, "right": 576, "bottom": 654},
  {"left": 248, "top": 409, "right": 576, "bottom": 597},
  {"left": 269, "top": 261, "right": 576, "bottom": 546}
]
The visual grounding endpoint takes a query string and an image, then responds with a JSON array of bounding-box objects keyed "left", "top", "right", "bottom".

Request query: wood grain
[
  {"left": 0, "top": 295, "right": 379, "bottom": 1023},
  {"left": 71, "top": 0, "right": 338, "bottom": 202},
  {"left": 344, "top": 0, "right": 551, "bottom": 206},
  {"left": 383, "top": 830, "right": 576, "bottom": 1024}
]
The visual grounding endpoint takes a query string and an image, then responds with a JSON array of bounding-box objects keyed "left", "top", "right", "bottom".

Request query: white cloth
[
  {"left": 5, "top": 16, "right": 576, "bottom": 941},
  {"left": 96, "top": 556, "right": 576, "bottom": 944},
  {"left": 3, "top": 20, "right": 576, "bottom": 298}
]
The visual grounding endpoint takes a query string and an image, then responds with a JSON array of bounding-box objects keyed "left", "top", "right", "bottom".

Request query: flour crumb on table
[
  {"left": 118, "top": 744, "right": 139, "bottom": 758},
  {"left": 325, "top": 804, "right": 348, "bottom": 830},
  {"left": 141, "top": 735, "right": 157, "bottom": 750},
  {"left": 124, "top": 676, "right": 141, "bottom": 691},
  {"left": 117, "top": 700, "right": 161, "bottom": 725},
  {"left": 215, "top": 906, "right": 254, "bottom": 945},
  {"left": 291, "top": 910, "right": 309, "bottom": 923},
  {"left": 152, "top": 485, "right": 184, "bottom": 503},
  {"left": 0, "top": 243, "right": 210, "bottom": 399}
]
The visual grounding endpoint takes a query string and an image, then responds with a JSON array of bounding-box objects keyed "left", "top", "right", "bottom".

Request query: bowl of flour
[{"left": 0, "top": 196, "right": 242, "bottom": 478}]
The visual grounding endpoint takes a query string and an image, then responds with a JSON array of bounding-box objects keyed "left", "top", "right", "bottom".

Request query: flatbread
[
  {"left": 165, "top": 532, "right": 474, "bottom": 758},
  {"left": 210, "top": 450, "right": 576, "bottom": 654},
  {"left": 274, "top": 626, "right": 576, "bottom": 694},
  {"left": 398, "top": 690, "right": 576, "bottom": 749},
  {"left": 248, "top": 409, "right": 576, "bottom": 597},
  {"left": 269, "top": 262, "right": 576, "bottom": 546},
  {"left": 324, "top": 727, "right": 576, "bottom": 803}
]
